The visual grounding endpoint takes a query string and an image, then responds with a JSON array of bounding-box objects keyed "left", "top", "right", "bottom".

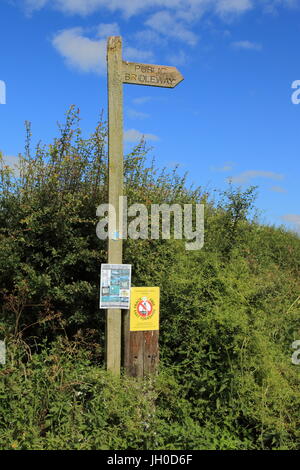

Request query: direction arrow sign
[{"left": 122, "top": 61, "right": 184, "bottom": 88}]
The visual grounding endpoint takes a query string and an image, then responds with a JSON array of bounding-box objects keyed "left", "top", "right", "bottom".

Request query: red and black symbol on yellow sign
[
  {"left": 135, "top": 298, "right": 154, "bottom": 319},
  {"left": 130, "top": 287, "right": 160, "bottom": 331}
]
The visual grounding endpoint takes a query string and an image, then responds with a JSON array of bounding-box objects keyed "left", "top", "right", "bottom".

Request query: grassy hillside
[{"left": 0, "top": 107, "right": 299, "bottom": 450}]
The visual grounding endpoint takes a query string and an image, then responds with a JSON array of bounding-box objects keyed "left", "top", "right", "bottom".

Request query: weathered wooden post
[
  {"left": 106, "top": 37, "right": 124, "bottom": 375},
  {"left": 105, "top": 36, "right": 183, "bottom": 376}
]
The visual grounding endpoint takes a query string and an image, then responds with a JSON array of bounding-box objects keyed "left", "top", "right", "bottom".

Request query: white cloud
[
  {"left": 167, "top": 49, "right": 188, "bottom": 66},
  {"left": 123, "top": 46, "right": 154, "bottom": 62},
  {"left": 132, "top": 96, "right": 153, "bottom": 105},
  {"left": 24, "top": 0, "right": 298, "bottom": 69},
  {"left": 24, "top": 0, "right": 256, "bottom": 18},
  {"left": 269, "top": 185, "right": 287, "bottom": 193},
  {"left": 24, "top": 0, "right": 180, "bottom": 16},
  {"left": 2, "top": 155, "right": 19, "bottom": 167},
  {"left": 0, "top": 80, "right": 6, "bottom": 105},
  {"left": 52, "top": 27, "right": 106, "bottom": 74},
  {"left": 216, "top": 0, "right": 253, "bottom": 16},
  {"left": 230, "top": 170, "right": 284, "bottom": 184},
  {"left": 145, "top": 11, "right": 199, "bottom": 45},
  {"left": 281, "top": 214, "right": 300, "bottom": 232},
  {"left": 52, "top": 26, "right": 154, "bottom": 74},
  {"left": 127, "top": 109, "right": 150, "bottom": 119},
  {"left": 23, "top": 0, "right": 299, "bottom": 59},
  {"left": 211, "top": 161, "right": 235, "bottom": 172},
  {"left": 134, "top": 29, "right": 166, "bottom": 46},
  {"left": 24, "top": 0, "right": 48, "bottom": 14},
  {"left": 231, "top": 40, "right": 262, "bottom": 50},
  {"left": 1, "top": 155, "right": 20, "bottom": 176},
  {"left": 124, "top": 129, "right": 160, "bottom": 142},
  {"left": 23, "top": 0, "right": 300, "bottom": 19},
  {"left": 282, "top": 214, "right": 300, "bottom": 225},
  {"left": 263, "top": 0, "right": 299, "bottom": 14},
  {"left": 165, "top": 160, "right": 185, "bottom": 168},
  {"left": 97, "top": 22, "right": 120, "bottom": 38}
]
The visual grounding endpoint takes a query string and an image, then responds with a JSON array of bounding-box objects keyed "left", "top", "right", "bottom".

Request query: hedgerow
[{"left": 0, "top": 107, "right": 299, "bottom": 449}]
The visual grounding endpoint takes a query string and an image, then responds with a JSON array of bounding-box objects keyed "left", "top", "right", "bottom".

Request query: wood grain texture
[
  {"left": 106, "top": 36, "right": 123, "bottom": 375},
  {"left": 122, "top": 61, "right": 184, "bottom": 88},
  {"left": 124, "top": 330, "right": 159, "bottom": 377},
  {"left": 143, "top": 330, "right": 159, "bottom": 376}
]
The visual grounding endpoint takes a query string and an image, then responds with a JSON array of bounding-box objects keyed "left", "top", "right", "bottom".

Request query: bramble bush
[{"left": 0, "top": 107, "right": 300, "bottom": 449}]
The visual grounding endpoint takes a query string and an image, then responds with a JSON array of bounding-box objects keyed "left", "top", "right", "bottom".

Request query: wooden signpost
[
  {"left": 122, "top": 61, "right": 184, "bottom": 88},
  {"left": 106, "top": 36, "right": 183, "bottom": 376}
]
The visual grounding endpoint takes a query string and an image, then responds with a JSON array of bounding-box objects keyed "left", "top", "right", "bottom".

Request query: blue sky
[{"left": 1, "top": 0, "right": 300, "bottom": 232}]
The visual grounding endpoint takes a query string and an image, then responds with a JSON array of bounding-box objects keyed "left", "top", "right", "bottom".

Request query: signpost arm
[{"left": 106, "top": 36, "right": 124, "bottom": 375}]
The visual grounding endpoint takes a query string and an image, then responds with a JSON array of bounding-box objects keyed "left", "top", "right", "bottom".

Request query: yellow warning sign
[{"left": 130, "top": 287, "right": 160, "bottom": 332}]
